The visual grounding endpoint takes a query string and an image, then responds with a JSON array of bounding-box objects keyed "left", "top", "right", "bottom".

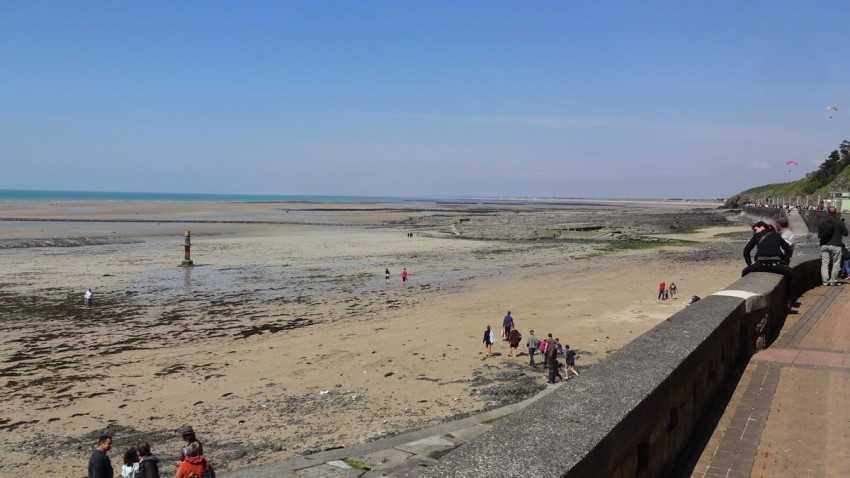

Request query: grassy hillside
[{"left": 725, "top": 140, "right": 850, "bottom": 207}]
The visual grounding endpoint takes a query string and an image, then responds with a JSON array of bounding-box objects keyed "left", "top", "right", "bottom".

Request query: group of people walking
[
  {"left": 384, "top": 268, "right": 408, "bottom": 285},
  {"left": 657, "top": 281, "right": 677, "bottom": 300},
  {"left": 88, "top": 425, "right": 214, "bottom": 478},
  {"left": 483, "top": 311, "right": 578, "bottom": 385}
]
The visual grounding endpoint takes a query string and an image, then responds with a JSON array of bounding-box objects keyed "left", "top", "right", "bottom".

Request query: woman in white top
[{"left": 122, "top": 447, "right": 140, "bottom": 478}]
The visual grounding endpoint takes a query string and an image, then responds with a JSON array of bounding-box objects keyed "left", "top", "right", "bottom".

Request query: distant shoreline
[{"left": 0, "top": 189, "right": 723, "bottom": 208}]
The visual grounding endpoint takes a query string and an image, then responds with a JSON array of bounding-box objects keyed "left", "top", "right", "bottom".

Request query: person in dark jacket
[
  {"left": 136, "top": 441, "right": 160, "bottom": 478},
  {"left": 88, "top": 434, "right": 113, "bottom": 478},
  {"left": 545, "top": 340, "right": 559, "bottom": 384},
  {"left": 819, "top": 207, "right": 849, "bottom": 286},
  {"left": 482, "top": 325, "right": 494, "bottom": 357},
  {"left": 742, "top": 221, "right": 794, "bottom": 301}
]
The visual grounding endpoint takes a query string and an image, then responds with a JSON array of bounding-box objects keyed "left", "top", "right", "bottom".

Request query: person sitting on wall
[{"left": 742, "top": 221, "right": 795, "bottom": 306}]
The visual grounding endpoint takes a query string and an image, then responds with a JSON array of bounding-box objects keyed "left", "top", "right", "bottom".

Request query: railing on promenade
[{"left": 742, "top": 205, "right": 834, "bottom": 235}]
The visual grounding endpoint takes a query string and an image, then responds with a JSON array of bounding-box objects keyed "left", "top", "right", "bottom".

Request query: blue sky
[{"left": 1, "top": 1, "right": 847, "bottom": 199}]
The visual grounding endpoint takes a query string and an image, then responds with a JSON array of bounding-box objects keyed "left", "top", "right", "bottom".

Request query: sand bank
[{"left": 0, "top": 201, "right": 747, "bottom": 477}]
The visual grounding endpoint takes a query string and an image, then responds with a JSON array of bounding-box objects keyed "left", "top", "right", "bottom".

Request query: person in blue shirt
[{"left": 502, "top": 311, "right": 513, "bottom": 341}]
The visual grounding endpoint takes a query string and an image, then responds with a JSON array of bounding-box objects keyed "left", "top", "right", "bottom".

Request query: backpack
[
  {"left": 185, "top": 460, "right": 215, "bottom": 478},
  {"left": 187, "top": 469, "right": 213, "bottom": 478},
  {"left": 819, "top": 219, "right": 835, "bottom": 242}
]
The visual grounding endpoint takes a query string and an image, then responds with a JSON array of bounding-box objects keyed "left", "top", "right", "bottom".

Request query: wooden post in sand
[{"left": 181, "top": 230, "right": 194, "bottom": 267}]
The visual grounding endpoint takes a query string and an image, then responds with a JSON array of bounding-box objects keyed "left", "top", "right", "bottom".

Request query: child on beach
[{"left": 565, "top": 344, "right": 579, "bottom": 379}]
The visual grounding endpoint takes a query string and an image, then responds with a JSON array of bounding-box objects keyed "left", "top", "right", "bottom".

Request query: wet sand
[{"left": 0, "top": 200, "right": 748, "bottom": 476}]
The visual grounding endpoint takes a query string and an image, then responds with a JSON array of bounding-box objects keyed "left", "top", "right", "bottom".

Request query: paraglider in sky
[
  {"left": 826, "top": 105, "right": 838, "bottom": 118},
  {"left": 786, "top": 160, "right": 798, "bottom": 172}
]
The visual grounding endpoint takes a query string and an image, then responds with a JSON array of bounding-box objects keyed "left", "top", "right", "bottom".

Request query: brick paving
[{"left": 691, "top": 284, "right": 850, "bottom": 478}]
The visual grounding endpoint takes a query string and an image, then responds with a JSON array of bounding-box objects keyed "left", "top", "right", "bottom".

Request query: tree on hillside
[
  {"left": 838, "top": 140, "right": 850, "bottom": 172},
  {"left": 728, "top": 139, "right": 850, "bottom": 207},
  {"left": 805, "top": 151, "right": 834, "bottom": 193},
  {"left": 808, "top": 143, "right": 849, "bottom": 191}
]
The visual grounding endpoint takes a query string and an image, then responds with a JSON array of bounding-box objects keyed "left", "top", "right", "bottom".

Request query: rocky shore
[{"left": 0, "top": 201, "right": 749, "bottom": 476}]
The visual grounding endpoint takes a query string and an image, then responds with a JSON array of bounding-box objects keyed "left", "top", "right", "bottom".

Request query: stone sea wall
[
  {"left": 798, "top": 209, "right": 830, "bottom": 234},
  {"left": 415, "top": 253, "right": 822, "bottom": 478},
  {"left": 741, "top": 204, "right": 834, "bottom": 235}
]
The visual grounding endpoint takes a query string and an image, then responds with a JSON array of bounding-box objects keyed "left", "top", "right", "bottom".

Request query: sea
[
  {"left": 0, "top": 189, "right": 413, "bottom": 204},
  {"left": 0, "top": 189, "right": 710, "bottom": 208}
]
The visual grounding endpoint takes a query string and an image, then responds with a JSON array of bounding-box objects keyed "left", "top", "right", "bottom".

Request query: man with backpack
[{"left": 818, "top": 206, "right": 849, "bottom": 286}]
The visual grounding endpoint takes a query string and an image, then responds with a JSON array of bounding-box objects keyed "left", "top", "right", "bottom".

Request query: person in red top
[
  {"left": 508, "top": 325, "right": 520, "bottom": 357},
  {"left": 174, "top": 443, "right": 213, "bottom": 478},
  {"left": 658, "top": 281, "right": 666, "bottom": 300},
  {"left": 401, "top": 268, "right": 408, "bottom": 285}
]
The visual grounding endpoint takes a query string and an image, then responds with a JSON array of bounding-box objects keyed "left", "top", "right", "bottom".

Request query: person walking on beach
[
  {"left": 545, "top": 338, "right": 559, "bottom": 384},
  {"left": 502, "top": 311, "right": 513, "bottom": 341},
  {"left": 401, "top": 268, "right": 408, "bottom": 285},
  {"left": 135, "top": 441, "right": 160, "bottom": 478},
  {"left": 85, "top": 288, "right": 94, "bottom": 307},
  {"left": 818, "top": 207, "right": 848, "bottom": 286},
  {"left": 542, "top": 333, "right": 555, "bottom": 368},
  {"left": 88, "top": 434, "right": 113, "bottom": 478},
  {"left": 564, "top": 344, "right": 579, "bottom": 379},
  {"left": 385, "top": 268, "right": 390, "bottom": 284},
  {"left": 483, "top": 325, "right": 494, "bottom": 357},
  {"left": 527, "top": 330, "right": 540, "bottom": 367},
  {"left": 657, "top": 281, "right": 665, "bottom": 300},
  {"left": 743, "top": 221, "right": 794, "bottom": 300},
  {"left": 508, "top": 325, "right": 520, "bottom": 357},
  {"left": 669, "top": 282, "right": 677, "bottom": 298}
]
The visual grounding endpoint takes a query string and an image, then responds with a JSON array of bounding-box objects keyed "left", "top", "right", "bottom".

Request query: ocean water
[
  {"left": 0, "top": 189, "right": 708, "bottom": 209},
  {"left": 0, "top": 189, "right": 416, "bottom": 204}
]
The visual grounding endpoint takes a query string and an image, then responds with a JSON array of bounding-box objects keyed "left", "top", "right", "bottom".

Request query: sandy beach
[{"left": 0, "top": 200, "right": 749, "bottom": 477}]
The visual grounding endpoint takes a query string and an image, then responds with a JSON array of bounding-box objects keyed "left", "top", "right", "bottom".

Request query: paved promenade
[{"left": 690, "top": 282, "right": 850, "bottom": 478}]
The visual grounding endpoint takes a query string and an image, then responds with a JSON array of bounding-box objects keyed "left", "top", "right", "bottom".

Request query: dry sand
[{"left": 0, "top": 200, "right": 749, "bottom": 477}]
